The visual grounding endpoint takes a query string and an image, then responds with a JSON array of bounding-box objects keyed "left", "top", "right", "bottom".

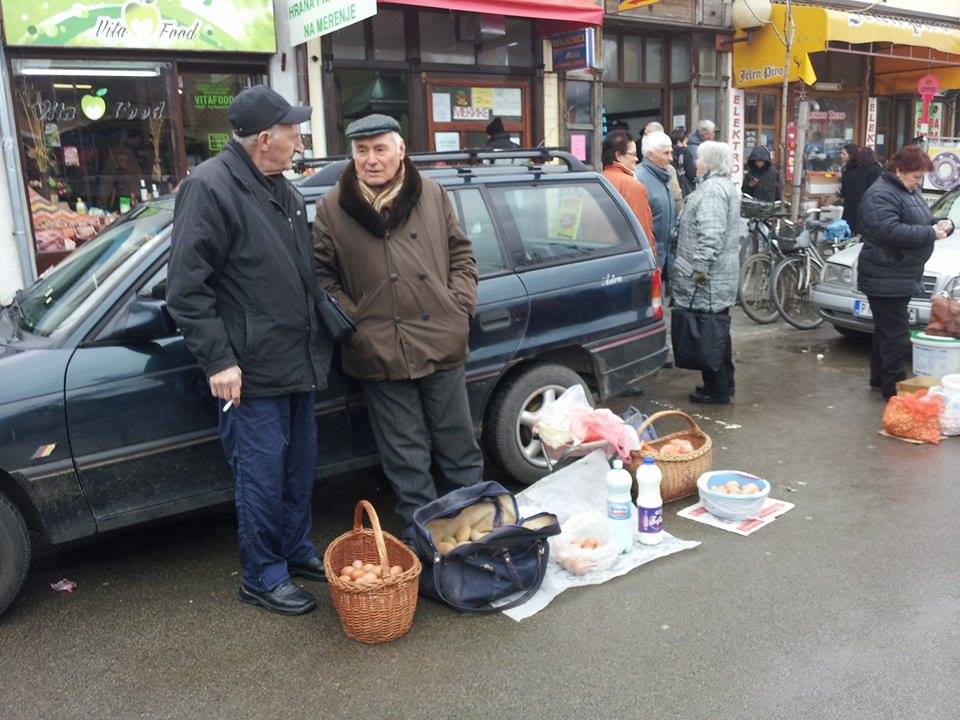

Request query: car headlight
[{"left": 822, "top": 263, "right": 853, "bottom": 286}]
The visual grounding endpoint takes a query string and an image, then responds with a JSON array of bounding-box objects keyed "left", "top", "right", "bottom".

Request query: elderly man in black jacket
[{"left": 166, "top": 85, "right": 332, "bottom": 615}]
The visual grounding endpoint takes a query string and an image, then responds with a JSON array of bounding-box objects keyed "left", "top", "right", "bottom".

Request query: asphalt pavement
[{"left": 2, "top": 310, "right": 958, "bottom": 720}]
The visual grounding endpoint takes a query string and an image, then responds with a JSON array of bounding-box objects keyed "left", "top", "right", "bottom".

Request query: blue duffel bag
[{"left": 404, "top": 481, "right": 560, "bottom": 613}]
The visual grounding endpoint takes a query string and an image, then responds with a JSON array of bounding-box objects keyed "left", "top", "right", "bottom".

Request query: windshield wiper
[{"left": 2, "top": 289, "right": 25, "bottom": 339}]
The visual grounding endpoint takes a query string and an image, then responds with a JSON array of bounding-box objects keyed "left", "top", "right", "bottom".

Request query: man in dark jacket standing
[
  {"left": 741, "top": 145, "right": 781, "bottom": 202},
  {"left": 167, "top": 85, "right": 332, "bottom": 615},
  {"left": 484, "top": 117, "right": 519, "bottom": 151},
  {"left": 314, "top": 114, "right": 484, "bottom": 526}
]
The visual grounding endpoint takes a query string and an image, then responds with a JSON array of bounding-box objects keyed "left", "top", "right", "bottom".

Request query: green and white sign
[
  {"left": 2, "top": 0, "right": 277, "bottom": 53},
  {"left": 287, "top": 0, "right": 376, "bottom": 46}
]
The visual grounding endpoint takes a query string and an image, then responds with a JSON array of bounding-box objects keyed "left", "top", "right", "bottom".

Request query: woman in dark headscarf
[{"left": 840, "top": 146, "right": 882, "bottom": 235}]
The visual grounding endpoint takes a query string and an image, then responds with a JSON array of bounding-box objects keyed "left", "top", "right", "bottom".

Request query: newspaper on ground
[
  {"left": 499, "top": 449, "right": 700, "bottom": 622},
  {"left": 677, "top": 497, "right": 794, "bottom": 536}
]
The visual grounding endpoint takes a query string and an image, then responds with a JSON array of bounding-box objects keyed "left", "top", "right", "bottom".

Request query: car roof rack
[{"left": 293, "top": 147, "right": 587, "bottom": 174}]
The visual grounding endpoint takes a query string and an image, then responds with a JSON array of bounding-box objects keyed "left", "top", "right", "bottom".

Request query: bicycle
[
  {"left": 771, "top": 216, "right": 856, "bottom": 330},
  {"left": 737, "top": 198, "right": 793, "bottom": 324}
]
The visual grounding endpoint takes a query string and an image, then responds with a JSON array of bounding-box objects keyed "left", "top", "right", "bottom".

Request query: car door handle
[{"left": 477, "top": 307, "right": 512, "bottom": 331}]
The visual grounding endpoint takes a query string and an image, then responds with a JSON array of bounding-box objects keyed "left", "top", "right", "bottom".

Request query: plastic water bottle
[
  {"left": 635, "top": 457, "right": 664, "bottom": 545},
  {"left": 605, "top": 459, "right": 634, "bottom": 554},
  {"left": 74, "top": 197, "right": 87, "bottom": 214}
]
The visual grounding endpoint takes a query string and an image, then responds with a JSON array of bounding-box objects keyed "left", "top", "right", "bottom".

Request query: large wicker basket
[
  {"left": 626, "top": 410, "right": 712, "bottom": 502},
  {"left": 323, "top": 500, "right": 422, "bottom": 644}
]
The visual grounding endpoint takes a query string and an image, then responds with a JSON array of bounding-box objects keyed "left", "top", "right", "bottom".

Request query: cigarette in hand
[{"left": 222, "top": 400, "right": 234, "bottom": 413}]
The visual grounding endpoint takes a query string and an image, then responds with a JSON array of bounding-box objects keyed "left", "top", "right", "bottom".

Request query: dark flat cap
[
  {"left": 345, "top": 114, "right": 401, "bottom": 139},
  {"left": 228, "top": 84, "right": 311, "bottom": 137}
]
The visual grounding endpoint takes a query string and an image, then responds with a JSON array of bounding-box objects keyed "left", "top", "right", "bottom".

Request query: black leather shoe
[
  {"left": 696, "top": 385, "right": 735, "bottom": 397},
  {"left": 689, "top": 391, "right": 730, "bottom": 405},
  {"left": 238, "top": 580, "right": 316, "bottom": 615},
  {"left": 288, "top": 556, "right": 327, "bottom": 582}
]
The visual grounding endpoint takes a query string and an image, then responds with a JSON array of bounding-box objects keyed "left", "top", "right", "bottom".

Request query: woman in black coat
[
  {"left": 857, "top": 145, "right": 954, "bottom": 398},
  {"left": 839, "top": 146, "right": 882, "bottom": 235}
]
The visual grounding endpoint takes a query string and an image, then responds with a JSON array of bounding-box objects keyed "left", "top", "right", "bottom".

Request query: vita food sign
[
  {"left": 288, "top": 0, "right": 376, "bottom": 46},
  {"left": 2, "top": 0, "right": 277, "bottom": 53}
]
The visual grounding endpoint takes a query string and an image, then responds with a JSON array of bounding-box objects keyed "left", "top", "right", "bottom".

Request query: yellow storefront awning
[{"left": 733, "top": 5, "right": 960, "bottom": 90}]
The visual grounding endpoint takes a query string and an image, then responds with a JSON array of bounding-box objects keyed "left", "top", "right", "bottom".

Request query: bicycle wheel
[
  {"left": 738, "top": 253, "right": 779, "bottom": 324},
  {"left": 772, "top": 255, "right": 825, "bottom": 330}
]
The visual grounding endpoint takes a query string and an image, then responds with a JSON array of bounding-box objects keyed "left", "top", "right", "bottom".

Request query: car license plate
[{"left": 853, "top": 300, "right": 872, "bottom": 318}]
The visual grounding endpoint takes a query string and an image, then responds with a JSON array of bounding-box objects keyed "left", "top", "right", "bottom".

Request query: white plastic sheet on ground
[{"left": 500, "top": 450, "right": 700, "bottom": 621}]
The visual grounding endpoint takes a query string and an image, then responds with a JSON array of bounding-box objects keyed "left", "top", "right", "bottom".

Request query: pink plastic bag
[{"left": 569, "top": 407, "right": 640, "bottom": 459}]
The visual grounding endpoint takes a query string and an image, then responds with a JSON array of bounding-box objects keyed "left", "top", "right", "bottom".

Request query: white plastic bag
[
  {"left": 929, "top": 385, "right": 960, "bottom": 436},
  {"left": 535, "top": 385, "right": 591, "bottom": 449},
  {"left": 550, "top": 511, "right": 621, "bottom": 576}
]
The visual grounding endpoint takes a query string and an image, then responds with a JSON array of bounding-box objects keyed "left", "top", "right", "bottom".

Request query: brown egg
[
  {"left": 371, "top": 566, "right": 383, "bottom": 577},
  {"left": 340, "top": 565, "right": 353, "bottom": 577},
  {"left": 362, "top": 563, "right": 375, "bottom": 572},
  {"left": 349, "top": 567, "right": 365, "bottom": 580},
  {"left": 351, "top": 559, "right": 363, "bottom": 569},
  {"left": 389, "top": 565, "right": 403, "bottom": 576},
  {"left": 338, "top": 574, "right": 353, "bottom": 583},
  {"left": 360, "top": 572, "right": 378, "bottom": 583}
]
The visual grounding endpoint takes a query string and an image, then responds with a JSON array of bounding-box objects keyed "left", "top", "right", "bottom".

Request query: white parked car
[{"left": 811, "top": 186, "right": 960, "bottom": 337}]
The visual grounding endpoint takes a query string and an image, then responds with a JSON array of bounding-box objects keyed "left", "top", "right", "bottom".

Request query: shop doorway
[
  {"left": 743, "top": 89, "right": 780, "bottom": 163},
  {"left": 426, "top": 78, "right": 530, "bottom": 151}
]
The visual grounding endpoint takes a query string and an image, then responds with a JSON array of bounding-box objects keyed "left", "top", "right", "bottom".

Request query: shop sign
[
  {"left": 914, "top": 101, "right": 943, "bottom": 140},
  {"left": 785, "top": 121, "right": 797, "bottom": 184},
  {"left": 551, "top": 29, "right": 597, "bottom": 72},
  {"left": 452, "top": 106, "right": 490, "bottom": 121},
  {"left": 728, "top": 89, "right": 745, "bottom": 187},
  {"left": 864, "top": 97, "right": 877, "bottom": 150},
  {"left": 194, "top": 82, "right": 235, "bottom": 111},
  {"left": 2, "top": 1, "right": 277, "bottom": 53},
  {"left": 288, "top": 0, "right": 376, "bottom": 46},
  {"left": 208, "top": 133, "right": 229, "bottom": 153}
]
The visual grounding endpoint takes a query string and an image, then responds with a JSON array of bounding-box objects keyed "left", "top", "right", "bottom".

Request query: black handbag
[
  {"left": 316, "top": 291, "right": 356, "bottom": 344},
  {"left": 404, "top": 481, "right": 560, "bottom": 613},
  {"left": 670, "top": 286, "right": 731, "bottom": 372}
]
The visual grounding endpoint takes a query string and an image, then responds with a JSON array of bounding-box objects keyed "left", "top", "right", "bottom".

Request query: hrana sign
[{"left": 288, "top": 0, "right": 376, "bottom": 46}]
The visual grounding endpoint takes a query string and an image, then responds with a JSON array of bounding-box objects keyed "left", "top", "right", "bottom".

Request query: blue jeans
[{"left": 219, "top": 392, "right": 317, "bottom": 592}]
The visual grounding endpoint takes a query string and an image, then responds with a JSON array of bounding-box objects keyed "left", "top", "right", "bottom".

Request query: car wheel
[
  {"left": 484, "top": 363, "right": 591, "bottom": 485},
  {"left": 0, "top": 492, "right": 30, "bottom": 616},
  {"left": 834, "top": 325, "right": 871, "bottom": 340}
]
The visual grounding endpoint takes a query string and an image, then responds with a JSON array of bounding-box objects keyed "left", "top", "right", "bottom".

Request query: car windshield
[
  {"left": 932, "top": 187, "right": 960, "bottom": 227},
  {"left": 14, "top": 202, "right": 173, "bottom": 336}
]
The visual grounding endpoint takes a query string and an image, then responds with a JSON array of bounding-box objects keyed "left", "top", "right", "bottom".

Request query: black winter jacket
[
  {"left": 484, "top": 133, "right": 519, "bottom": 151},
  {"left": 166, "top": 141, "right": 333, "bottom": 397},
  {"left": 857, "top": 171, "right": 937, "bottom": 298},
  {"left": 839, "top": 161, "right": 882, "bottom": 235},
  {"left": 741, "top": 146, "right": 780, "bottom": 202}
]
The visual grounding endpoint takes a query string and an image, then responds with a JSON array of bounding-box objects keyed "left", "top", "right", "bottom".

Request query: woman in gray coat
[{"left": 670, "top": 141, "right": 742, "bottom": 404}]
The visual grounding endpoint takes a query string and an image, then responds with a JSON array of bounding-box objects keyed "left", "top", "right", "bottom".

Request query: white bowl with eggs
[{"left": 697, "top": 471, "right": 770, "bottom": 521}]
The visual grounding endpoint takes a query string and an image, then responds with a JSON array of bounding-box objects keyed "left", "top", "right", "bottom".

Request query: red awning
[{"left": 380, "top": 0, "right": 603, "bottom": 30}]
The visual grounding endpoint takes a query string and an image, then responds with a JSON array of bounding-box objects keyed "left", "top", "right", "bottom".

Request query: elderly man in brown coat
[{"left": 313, "top": 114, "right": 484, "bottom": 525}]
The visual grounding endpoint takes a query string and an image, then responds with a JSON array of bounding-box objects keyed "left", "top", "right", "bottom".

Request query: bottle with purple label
[{"left": 635, "top": 456, "right": 663, "bottom": 545}]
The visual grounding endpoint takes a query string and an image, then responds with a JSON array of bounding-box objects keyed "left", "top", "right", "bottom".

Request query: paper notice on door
[
  {"left": 569, "top": 133, "right": 587, "bottom": 161},
  {"left": 432, "top": 92, "right": 451, "bottom": 123},
  {"left": 434, "top": 132, "right": 460, "bottom": 152},
  {"left": 472, "top": 87, "right": 493, "bottom": 109},
  {"left": 493, "top": 87, "right": 522, "bottom": 117}
]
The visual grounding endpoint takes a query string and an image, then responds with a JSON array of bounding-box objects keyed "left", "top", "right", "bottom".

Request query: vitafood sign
[{"left": 2, "top": 0, "right": 277, "bottom": 53}]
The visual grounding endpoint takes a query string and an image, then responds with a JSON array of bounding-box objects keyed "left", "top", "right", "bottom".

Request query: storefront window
[
  {"left": 602, "top": 37, "right": 619, "bottom": 82},
  {"left": 373, "top": 10, "right": 406, "bottom": 62},
  {"left": 804, "top": 96, "right": 858, "bottom": 172},
  {"left": 602, "top": 87, "right": 660, "bottom": 138},
  {"left": 336, "top": 69, "right": 409, "bottom": 137},
  {"left": 332, "top": 20, "right": 366, "bottom": 60},
  {"left": 180, "top": 70, "right": 265, "bottom": 173},
  {"left": 698, "top": 47, "right": 718, "bottom": 79},
  {"left": 698, "top": 88, "right": 719, "bottom": 129},
  {"left": 670, "top": 39, "right": 690, "bottom": 83},
  {"left": 565, "top": 80, "right": 592, "bottom": 126},
  {"left": 420, "top": 12, "right": 475, "bottom": 65},
  {"left": 645, "top": 39, "right": 662, "bottom": 84},
  {"left": 671, "top": 89, "right": 689, "bottom": 133},
  {"left": 12, "top": 59, "right": 175, "bottom": 259},
  {"left": 479, "top": 18, "right": 533, "bottom": 66},
  {"left": 623, "top": 37, "right": 643, "bottom": 83}
]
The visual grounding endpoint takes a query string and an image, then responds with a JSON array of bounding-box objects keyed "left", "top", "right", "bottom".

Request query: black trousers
[
  {"left": 360, "top": 365, "right": 484, "bottom": 526},
  {"left": 700, "top": 308, "right": 735, "bottom": 398},
  {"left": 867, "top": 295, "right": 911, "bottom": 397}
]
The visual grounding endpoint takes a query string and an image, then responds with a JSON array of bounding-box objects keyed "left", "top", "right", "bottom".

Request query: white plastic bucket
[{"left": 911, "top": 332, "right": 960, "bottom": 377}]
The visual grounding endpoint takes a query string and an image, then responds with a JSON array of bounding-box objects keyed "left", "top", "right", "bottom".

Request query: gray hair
[
  {"left": 697, "top": 119, "right": 716, "bottom": 134},
  {"left": 644, "top": 121, "right": 664, "bottom": 134},
  {"left": 696, "top": 141, "right": 733, "bottom": 177},
  {"left": 351, "top": 131, "right": 404, "bottom": 152},
  {"left": 232, "top": 126, "right": 277, "bottom": 150},
  {"left": 641, "top": 130, "right": 672, "bottom": 156}
]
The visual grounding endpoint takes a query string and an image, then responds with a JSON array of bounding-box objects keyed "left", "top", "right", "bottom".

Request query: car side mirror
[{"left": 101, "top": 298, "right": 177, "bottom": 341}]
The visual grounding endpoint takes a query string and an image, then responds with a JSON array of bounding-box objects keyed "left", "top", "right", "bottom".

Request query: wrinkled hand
[
  {"left": 934, "top": 219, "right": 954, "bottom": 239},
  {"left": 209, "top": 365, "right": 242, "bottom": 405},
  {"left": 691, "top": 271, "right": 709, "bottom": 289}
]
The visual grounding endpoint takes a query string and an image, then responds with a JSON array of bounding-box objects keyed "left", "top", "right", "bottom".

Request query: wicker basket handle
[
  {"left": 353, "top": 500, "right": 391, "bottom": 575},
  {"left": 635, "top": 409, "right": 702, "bottom": 438}
]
